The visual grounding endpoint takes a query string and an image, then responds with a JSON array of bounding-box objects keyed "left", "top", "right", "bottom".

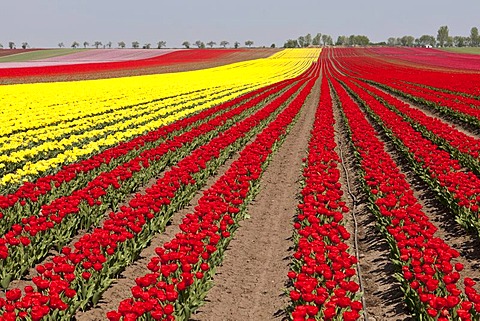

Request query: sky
[{"left": 1, "top": 0, "right": 480, "bottom": 48}]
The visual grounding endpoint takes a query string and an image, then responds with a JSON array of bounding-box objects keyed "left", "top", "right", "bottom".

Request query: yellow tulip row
[{"left": 0, "top": 48, "right": 320, "bottom": 186}]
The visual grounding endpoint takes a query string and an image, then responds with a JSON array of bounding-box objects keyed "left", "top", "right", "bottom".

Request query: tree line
[
  {"left": 0, "top": 40, "right": 256, "bottom": 50},
  {"left": 386, "top": 26, "right": 480, "bottom": 47},
  {"left": 283, "top": 33, "right": 369, "bottom": 48}
]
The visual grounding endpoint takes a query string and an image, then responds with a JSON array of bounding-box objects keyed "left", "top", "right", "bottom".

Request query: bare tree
[
  {"left": 106, "top": 41, "right": 112, "bottom": 48},
  {"left": 118, "top": 41, "right": 126, "bottom": 48},
  {"left": 157, "top": 41, "right": 167, "bottom": 49},
  {"left": 244, "top": 40, "right": 254, "bottom": 48},
  {"left": 83, "top": 41, "right": 89, "bottom": 48},
  {"left": 58, "top": 42, "right": 65, "bottom": 48},
  {"left": 220, "top": 40, "right": 229, "bottom": 48},
  {"left": 132, "top": 41, "right": 140, "bottom": 49},
  {"left": 182, "top": 41, "right": 190, "bottom": 48},
  {"left": 0, "top": 44, "right": 3, "bottom": 49},
  {"left": 71, "top": 41, "right": 80, "bottom": 49},
  {"left": 195, "top": 40, "right": 205, "bottom": 48},
  {"left": 21, "top": 42, "right": 29, "bottom": 49},
  {"left": 93, "top": 41, "right": 103, "bottom": 49},
  {"left": 207, "top": 41, "right": 216, "bottom": 48},
  {"left": 8, "top": 42, "right": 15, "bottom": 49}
]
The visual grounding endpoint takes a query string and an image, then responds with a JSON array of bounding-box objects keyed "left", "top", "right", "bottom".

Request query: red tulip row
[
  {"left": 335, "top": 70, "right": 480, "bottom": 237},
  {"left": 0, "top": 66, "right": 316, "bottom": 321},
  {"left": 287, "top": 73, "right": 362, "bottom": 321},
  {"left": 1, "top": 85, "right": 255, "bottom": 180},
  {"left": 328, "top": 67, "right": 473, "bottom": 320},
  {"left": 367, "top": 79, "right": 480, "bottom": 129},
  {"left": 327, "top": 48, "right": 480, "bottom": 128},
  {"left": 349, "top": 79, "right": 480, "bottom": 175},
  {"left": 0, "top": 75, "right": 301, "bottom": 289},
  {"left": 0, "top": 80, "right": 287, "bottom": 228},
  {"left": 0, "top": 49, "right": 241, "bottom": 78},
  {"left": 328, "top": 47, "right": 480, "bottom": 98},
  {"left": 106, "top": 63, "right": 320, "bottom": 321}
]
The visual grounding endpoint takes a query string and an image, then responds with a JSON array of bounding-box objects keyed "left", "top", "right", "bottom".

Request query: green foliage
[
  {"left": 437, "top": 25, "right": 449, "bottom": 47},
  {"left": 283, "top": 39, "right": 298, "bottom": 48}
]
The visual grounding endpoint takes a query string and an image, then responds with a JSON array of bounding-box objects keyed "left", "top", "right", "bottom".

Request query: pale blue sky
[{"left": 1, "top": 0, "right": 479, "bottom": 48}]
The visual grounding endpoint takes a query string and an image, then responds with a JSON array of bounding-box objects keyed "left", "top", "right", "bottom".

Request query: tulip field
[{"left": 0, "top": 46, "right": 480, "bottom": 321}]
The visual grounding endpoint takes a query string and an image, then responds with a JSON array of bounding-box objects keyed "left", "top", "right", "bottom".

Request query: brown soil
[
  {"left": 332, "top": 94, "right": 413, "bottom": 321},
  {"left": 188, "top": 78, "right": 320, "bottom": 321},
  {"left": 75, "top": 149, "right": 243, "bottom": 320},
  {"left": 0, "top": 50, "right": 280, "bottom": 85}
]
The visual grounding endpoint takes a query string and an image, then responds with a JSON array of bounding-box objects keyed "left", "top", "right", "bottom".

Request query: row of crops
[{"left": 1, "top": 47, "right": 480, "bottom": 320}]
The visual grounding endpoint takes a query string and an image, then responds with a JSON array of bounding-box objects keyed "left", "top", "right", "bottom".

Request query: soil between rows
[{"left": 188, "top": 77, "right": 321, "bottom": 321}]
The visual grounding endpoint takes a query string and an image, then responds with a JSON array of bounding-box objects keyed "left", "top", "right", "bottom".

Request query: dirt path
[
  {"left": 332, "top": 94, "right": 413, "bottom": 321},
  {"left": 189, "top": 79, "right": 320, "bottom": 321},
  {"left": 76, "top": 141, "right": 245, "bottom": 320}
]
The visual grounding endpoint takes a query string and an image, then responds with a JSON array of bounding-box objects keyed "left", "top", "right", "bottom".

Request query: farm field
[{"left": 1, "top": 46, "right": 480, "bottom": 321}]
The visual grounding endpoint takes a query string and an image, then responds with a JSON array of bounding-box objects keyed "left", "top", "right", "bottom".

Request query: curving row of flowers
[
  {"left": 334, "top": 69, "right": 480, "bottom": 237},
  {"left": 328, "top": 64, "right": 473, "bottom": 320},
  {"left": 0, "top": 64, "right": 318, "bottom": 320},
  {"left": 287, "top": 73, "right": 362, "bottom": 321},
  {"left": 0, "top": 49, "right": 321, "bottom": 188},
  {"left": 0, "top": 75, "right": 300, "bottom": 289},
  {"left": 0, "top": 78, "right": 291, "bottom": 234},
  {"left": 349, "top": 79, "right": 480, "bottom": 175},
  {"left": 106, "top": 62, "right": 320, "bottom": 321}
]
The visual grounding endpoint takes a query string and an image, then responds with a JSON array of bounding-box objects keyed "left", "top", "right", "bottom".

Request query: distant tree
[
  {"left": 157, "top": 41, "right": 167, "bottom": 49},
  {"left": 437, "top": 25, "right": 449, "bottom": 47},
  {"left": 182, "top": 41, "right": 190, "bottom": 48},
  {"left": 220, "top": 40, "right": 229, "bottom": 48},
  {"left": 321, "top": 34, "right": 330, "bottom": 46},
  {"left": 195, "top": 40, "right": 205, "bottom": 48},
  {"left": 325, "top": 35, "right": 334, "bottom": 46},
  {"left": 8, "top": 42, "right": 15, "bottom": 49},
  {"left": 335, "top": 36, "right": 347, "bottom": 46},
  {"left": 118, "top": 41, "right": 126, "bottom": 48},
  {"left": 312, "top": 33, "right": 321, "bottom": 46},
  {"left": 387, "top": 37, "right": 396, "bottom": 46},
  {"left": 270, "top": 43, "right": 276, "bottom": 48},
  {"left": 207, "top": 41, "right": 216, "bottom": 48},
  {"left": 143, "top": 43, "right": 151, "bottom": 49},
  {"left": 297, "top": 36, "right": 305, "bottom": 48},
  {"left": 305, "top": 33, "right": 312, "bottom": 47},
  {"left": 83, "top": 41, "right": 89, "bottom": 48},
  {"left": 0, "top": 44, "right": 3, "bottom": 49},
  {"left": 453, "top": 36, "right": 467, "bottom": 47},
  {"left": 132, "top": 41, "right": 140, "bottom": 49},
  {"left": 419, "top": 34, "right": 436, "bottom": 47},
  {"left": 400, "top": 35, "right": 415, "bottom": 47},
  {"left": 283, "top": 39, "right": 298, "bottom": 48},
  {"left": 71, "top": 41, "right": 79, "bottom": 49},
  {"left": 414, "top": 38, "right": 421, "bottom": 46},
  {"left": 92, "top": 41, "right": 102, "bottom": 49},
  {"left": 234, "top": 41, "right": 240, "bottom": 48},
  {"left": 58, "top": 42, "right": 65, "bottom": 48},
  {"left": 21, "top": 42, "right": 29, "bottom": 49},
  {"left": 446, "top": 36, "right": 454, "bottom": 47},
  {"left": 471, "top": 27, "right": 479, "bottom": 47},
  {"left": 245, "top": 40, "right": 254, "bottom": 48},
  {"left": 106, "top": 41, "right": 112, "bottom": 48}
]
